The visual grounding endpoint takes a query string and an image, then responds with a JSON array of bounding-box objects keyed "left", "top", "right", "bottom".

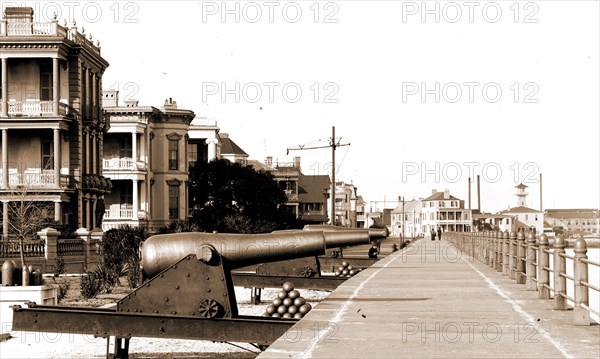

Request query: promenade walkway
[{"left": 258, "top": 239, "right": 600, "bottom": 359}]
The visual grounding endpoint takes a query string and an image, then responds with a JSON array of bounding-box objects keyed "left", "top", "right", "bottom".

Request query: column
[
  {"left": 131, "top": 132, "right": 137, "bottom": 166},
  {"left": 132, "top": 179, "right": 139, "bottom": 220},
  {"left": 2, "top": 129, "right": 7, "bottom": 189},
  {"left": 52, "top": 58, "right": 59, "bottom": 116},
  {"left": 1, "top": 58, "right": 7, "bottom": 117},
  {"left": 83, "top": 66, "right": 89, "bottom": 116},
  {"left": 91, "top": 72, "right": 96, "bottom": 120},
  {"left": 2, "top": 201, "right": 8, "bottom": 240},
  {"left": 54, "top": 129, "right": 61, "bottom": 188},
  {"left": 54, "top": 201, "right": 62, "bottom": 223},
  {"left": 206, "top": 138, "right": 217, "bottom": 161},
  {"left": 92, "top": 131, "right": 97, "bottom": 174},
  {"left": 89, "top": 197, "right": 95, "bottom": 229},
  {"left": 84, "top": 129, "right": 90, "bottom": 174}
]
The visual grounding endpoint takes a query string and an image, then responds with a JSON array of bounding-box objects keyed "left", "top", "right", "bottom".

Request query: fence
[
  {"left": 0, "top": 228, "right": 102, "bottom": 274},
  {"left": 445, "top": 231, "right": 599, "bottom": 326}
]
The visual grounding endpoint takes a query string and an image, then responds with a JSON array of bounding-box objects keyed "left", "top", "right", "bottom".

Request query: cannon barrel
[
  {"left": 303, "top": 224, "right": 386, "bottom": 241},
  {"left": 271, "top": 228, "right": 370, "bottom": 248},
  {"left": 141, "top": 231, "right": 326, "bottom": 278}
]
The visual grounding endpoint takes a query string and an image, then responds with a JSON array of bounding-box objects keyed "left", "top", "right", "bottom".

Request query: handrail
[{"left": 445, "top": 231, "right": 598, "bottom": 325}]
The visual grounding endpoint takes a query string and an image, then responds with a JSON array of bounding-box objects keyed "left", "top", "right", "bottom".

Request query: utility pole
[{"left": 287, "top": 126, "right": 349, "bottom": 225}]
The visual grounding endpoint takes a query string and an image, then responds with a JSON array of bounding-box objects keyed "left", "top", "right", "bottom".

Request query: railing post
[
  {"left": 495, "top": 231, "right": 502, "bottom": 271},
  {"left": 525, "top": 230, "right": 537, "bottom": 290},
  {"left": 502, "top": 231, "right": 509, "bottom": 275},
  {"left": 516, "top": 231, "right": 526, "bottom": 284},
  {"left": 509, "top": 231, "right": 517, "bottom": 279},
  {"left": 553, "top": 234, "right": 567, "bottom": 310},
  {"left": 39, "top": 227, "right": 61, "bottom": 262},
  {"left": 573, "top": 236, "right": 590, "bottom": 325},
  {"left": 537, "top": 234, "right": 550, "bottom": 299},
  {"left": 485, "top": 232, "right": 490, "bottom": 265}
]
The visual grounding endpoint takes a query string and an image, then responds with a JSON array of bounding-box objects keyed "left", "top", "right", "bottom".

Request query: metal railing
[{"left": 446, "top": 231, "right": 599, "bottom": 325}]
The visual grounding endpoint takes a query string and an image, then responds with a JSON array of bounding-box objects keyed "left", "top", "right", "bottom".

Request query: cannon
[
  {"left": 231, "top": 228, "right": 373, "bottom": 297},
  {"left": 11, "top": 231, "right": 332, "bottom": 358}
]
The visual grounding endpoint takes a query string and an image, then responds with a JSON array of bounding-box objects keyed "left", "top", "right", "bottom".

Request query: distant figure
[
  {"left": 368, "top": 244, "right": 379, "bottom": 259},
  {"left": 431, "top": 229, "right": 436, "bottom": 241},
  {"left": 437, "top": 228, "right": 442, "bottom": 241}
]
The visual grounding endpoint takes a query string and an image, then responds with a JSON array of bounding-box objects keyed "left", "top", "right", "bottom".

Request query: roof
[
  {"left": 298, "top": 175, "right": 331, "bottom": 203},
  {"left": 422, "top": 191, "right": 461, "bottom": 201},
  {"left": 247, "top": 160, "right": 273, "bottom": 171},
  {"left": 515, "top": 183, "right": 528, "bottom": 189},
  {"left": 545, "top": 209, "right": 599, "bottom": 219},
  {"left": 501, "top": 206, "right": 543, "bottom": 214},
  {"left": 473, "top": 213, "right": 514, "bottom": 219},
  {"left": 219, "top": 133, "right": 248, "bottom": 156}
]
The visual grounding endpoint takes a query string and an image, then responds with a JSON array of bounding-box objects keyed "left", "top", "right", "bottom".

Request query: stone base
[{"left": 0, "top": 284, "right": 58, "bottom": 334}]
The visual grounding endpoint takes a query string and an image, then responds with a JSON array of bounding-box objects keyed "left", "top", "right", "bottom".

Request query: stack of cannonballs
[
  {"left": 334, "top": 260, "right": 361, "bottom": 277},
  {"left": 264, "top": 282, "right": 312, "bottom": 319}
]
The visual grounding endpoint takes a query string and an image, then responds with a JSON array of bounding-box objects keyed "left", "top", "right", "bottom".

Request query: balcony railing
[
  {"left": 0, "top": 170, "right": 69, "bottom": 189},
  {"left": 2, "top": 101, "right": 68, "bottom": 117},
  {"left": 103, "top": 158, "right": 147, "bottom": 171},
  {"left": 103, "top": 209, "right": 147, "bottom": 220}
]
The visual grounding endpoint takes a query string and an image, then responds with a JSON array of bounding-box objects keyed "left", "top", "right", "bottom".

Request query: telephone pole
[{"left": 287, "top": 126, "right": 349, "bottom": 225}]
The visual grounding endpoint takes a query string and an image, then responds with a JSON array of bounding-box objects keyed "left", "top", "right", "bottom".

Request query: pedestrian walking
[
  {"left": 431, "top": 229, "right": 436, "bottom": 241},
  {"left": 437, "top": 228, "right": 442, "bottom": 241}
]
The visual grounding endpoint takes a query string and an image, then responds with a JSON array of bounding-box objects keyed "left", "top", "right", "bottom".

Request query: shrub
[
  {"left": 57, "top": 282, "right": 69, "bottom": 303},
  {"left": 80, "top": 269, "right": 103, "bottom": 299},
  {"left": 52, "top": 256, "right": 66, "bottom": 278},
  {"left": 101, "top": 225, "right": 149, "bottom": 289}
]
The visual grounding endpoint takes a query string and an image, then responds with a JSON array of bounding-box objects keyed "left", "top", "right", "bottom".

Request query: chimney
[
  {"left": 444, "top": 188, "right": 450, "bottom": 199},
  {"left": 477, "top": 175, "right": 481, "bottom": 211},
  {"left": 124, "top": 100, "right": 139, "bottom": 107},
  {"left": 102, "top": 89, "right": 119, "bottom": 107},
  {"left": 5, "top": 7, "right": 34, "bottom": 24},
  {"left": 265, "top": 156, "right": 273, "bottom": 166},
  {"left": 219, "top": 133, "right": 229, "bottom": 138},
  {"left": 163, "top": 98, "right": 177, "bottom": 109},
  {"left": 468, "top": 177, "right": 471, "bottom": 209},
  {"left": 539, "top": 173, "right": 543, "bottom": 211},
  {"left": 293, "top": 156, "right": 301, "bottom": 168}
]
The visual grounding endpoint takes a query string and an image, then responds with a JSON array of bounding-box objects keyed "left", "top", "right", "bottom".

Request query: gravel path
[{"left": 1, "top": 286, "right": 329, "bottom": 358}]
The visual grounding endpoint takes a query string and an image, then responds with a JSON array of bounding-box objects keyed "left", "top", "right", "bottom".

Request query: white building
[
  {"left": 391, "top": 199, "right": 422, "bottom": 238},
  {"left": 421, "top": 189, "right": 472, "bottom": 234}
]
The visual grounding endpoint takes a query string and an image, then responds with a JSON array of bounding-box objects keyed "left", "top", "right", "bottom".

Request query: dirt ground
[{"left": 3, "top": 275, "right": 329, "bottom": 358}]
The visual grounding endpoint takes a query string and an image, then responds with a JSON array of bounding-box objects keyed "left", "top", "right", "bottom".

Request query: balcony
[
  {"left": 0, "top": 170, "right": 69, "bottom": 189},
  {"left": 103, "top": 158, "right": 147, "bottom": 172},
  {"left": 2, "top": 101, "right": 68, "bottom": 117},
  {"left": 103, "top": 209, "right": 147, "bottom": 220}
]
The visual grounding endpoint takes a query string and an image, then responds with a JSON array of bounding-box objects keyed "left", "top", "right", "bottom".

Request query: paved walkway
[{"left": 258, "top": 239, "right": 600, "bottom": 359}]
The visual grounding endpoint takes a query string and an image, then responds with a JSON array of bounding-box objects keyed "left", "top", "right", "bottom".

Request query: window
[
  {"left": 188, "top": 143, "right": 198, "bottom": 168},
  {"left": 169, "top": 139, "right": 179, "bottom": 170},
  {"left": 120, "top": 186, "right": 132, "bottom": 209},
  {"left": 120, "top": 136, "right": 132, "bottom": 158},
  {"left": 41, "top": 139, "right": 53, "bottom": 169},
  {"left": 40, "top": 63, "right": 53, "bottom": 101},
  {"left": 169, "top": 185, "right": 179, "bottom": 219}
]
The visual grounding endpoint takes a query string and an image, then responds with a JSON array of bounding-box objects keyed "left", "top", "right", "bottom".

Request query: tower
[{"left": 515, "top": 183, "right": 528, "bottom": 207}]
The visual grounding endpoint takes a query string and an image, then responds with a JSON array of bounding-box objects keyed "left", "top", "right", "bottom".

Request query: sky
[{"left": 4, "top": 0, "right": 598, "bottom": 213}]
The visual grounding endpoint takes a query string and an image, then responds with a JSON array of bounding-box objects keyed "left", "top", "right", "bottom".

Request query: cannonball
[
  {"left": 293, "top": 312, "right": 303, "bottom": 319},
  {"left": 277, "top": 305, "right": 287, "bottom": 315},
  {"left": 288, "top": 289, "right": 300, "bottom": 299},
  {"left": 299, "top": 303, "right": 312, "bottom": 314},
  {"left": 282, "top": 281, "right": 295, "bottom": 292},
  {"left": 278, "top": 290, "right": 288, "bottom": 300},
  {"left": 282, "top": 297, "right": 293, "bottom": 307},
  {"left": 271, "top": 313, "right": 281, "bottom": 318},
  {"left": 349, "top": 269, "right": 357, "bottom": 276},
  {"left": 337, "top": 266, "right": 345, "bottom": 273},
  {"left": 266, "top": 304, "right": 277, "bottom": 315},
  {"left": 263, "top": 312, "right": 269, "bottom": 317},
  {"left": 334, "top": 270, "right": 342, "bottom": 276},
  {"left": 347, "top": 265, "right": 353, "bottom": 271},
  {"left": 293, "top": 297, "right": 306, "bottom": 307},
  {"left": 341, "top": 260, "right": 349, "bottom": 268},
  {"left": 342, "top": 269, "right": 349, "bottom": 276},
  {"left": 272, "top": 298, "right": 283, "bottom": 307},
  {"left": 287, "top": 305, "right": 298, "bottom": 315},
  {"left": 282, "top": 312, "right": 293, "bottom": 319}
]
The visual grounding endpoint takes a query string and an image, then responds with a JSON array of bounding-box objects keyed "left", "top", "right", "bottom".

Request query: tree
[
  {"left": 4, "top": 190, "right": 57, "bottom": 269},
  {"left": 188, "top": 159, "right": 301, "bottom": 233}
]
